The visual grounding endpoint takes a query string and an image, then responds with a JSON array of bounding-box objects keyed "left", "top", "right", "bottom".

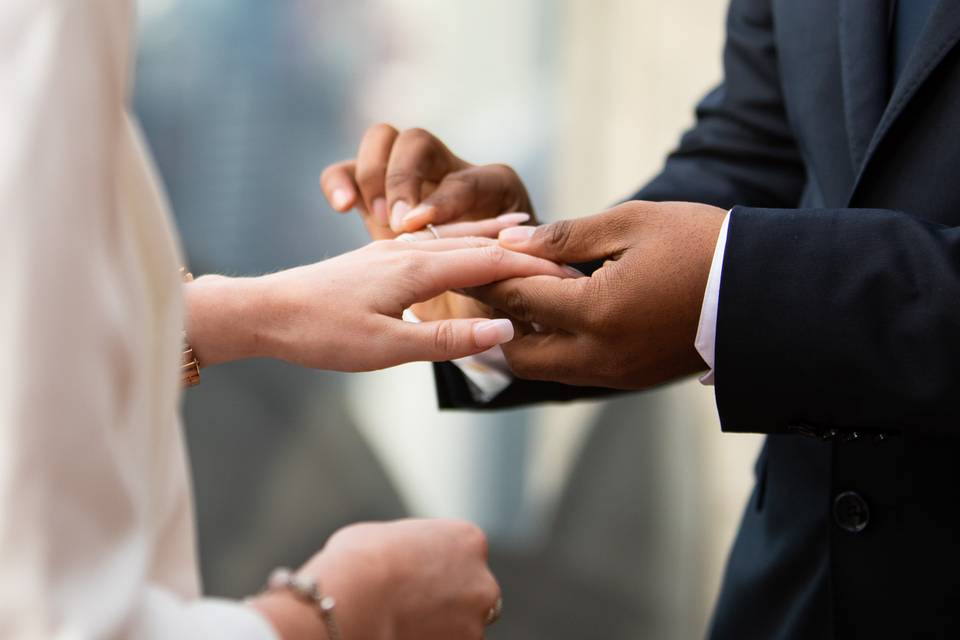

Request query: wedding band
[
  {"left": 426, "top": 223, "right": 441, "bottom": 239},
  {"left": 485, "top": 596, "right": 503, "bottom": 626}
]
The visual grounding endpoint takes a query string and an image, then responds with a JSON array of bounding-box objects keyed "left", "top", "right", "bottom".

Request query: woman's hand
[
  {"left": 320, "top": 124, "right": 535, "bottom": 236},
  {"left": 184, "top": 237, "right": 578, "bottom": 372},
  {"left": 252, "top": 519, "right": 500, "bottom": 640}
]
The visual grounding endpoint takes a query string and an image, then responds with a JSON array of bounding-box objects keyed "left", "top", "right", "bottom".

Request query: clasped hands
[{"left": 322, "top": 124, "right": 728, "bottom": 389}]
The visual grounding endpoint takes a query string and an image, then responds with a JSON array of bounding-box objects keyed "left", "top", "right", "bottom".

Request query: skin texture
[
  {"left": 473, "top": 201, "right": 727, "bottom": 389},
  {"left": 183, "top": 235, "right": 576, "bottom": 372},
  {"left": 250, "top": 519, "right": 499, "bottom": 640}
]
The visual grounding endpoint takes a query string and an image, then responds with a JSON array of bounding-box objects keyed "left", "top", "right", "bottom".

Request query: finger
[
  {"left": 497, "top": 207, "right": 635, "bottom": 264},
  {"left": 385, "top": 317, "right": 517, "bottom": 364},
  {"left": 396, "top": 213, "right": 531, "bottom": 242},
  {"left": 413, "top": 246, "right": 584, "bottom": 299},
  {"left": 467, "top": 275, "right": 584, "bottom": 330},
  {"left": 355, "top": 123, "right": 400, "bottom": 226},
  {"left": 499, "top": 331, "right": 585, "bottom": 382},
  {"left": 320, "top": 160, "right": 359, "bottom": 212},
  {"left": 385, "top": 128, "right": 457, "bottom": 231},
  {"left": 399, "top": 164, "right": 530, "bottom": 232}
]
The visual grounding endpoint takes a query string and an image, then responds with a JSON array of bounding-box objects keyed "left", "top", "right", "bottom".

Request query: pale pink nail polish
[
  {"left": 332, "top": 188, "right": 352, "bottom": 210},
  {"left": 391, "top": 200, "right": 411, "bottom": 230},
  {"left": 473, "top": 319, "right": 515, "bottom": 348},
  {"left": 497, "top": 212, "right": 532, "bottom": 225},
  {"left": 563, "top": 265, "right": 586, "bottom": 278},
  {"left": 499, "top": 226, "right": 536, "bottom": 245}
]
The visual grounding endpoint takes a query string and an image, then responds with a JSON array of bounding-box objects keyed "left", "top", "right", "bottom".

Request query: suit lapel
[
  {"left": 849, "top": 0, "right": 960, "bottom": 200},
  {"left": 838, "top": 0, "right": 891, "bottom": 173}
]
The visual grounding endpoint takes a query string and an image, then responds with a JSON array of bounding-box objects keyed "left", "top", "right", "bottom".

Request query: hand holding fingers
[{"left": 396, "top": 164, "right": 535, "bottom": 233}]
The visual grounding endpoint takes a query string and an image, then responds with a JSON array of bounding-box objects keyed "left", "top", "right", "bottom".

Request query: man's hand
[
  {"left": 470, "top": 201, "right": 727, "bottom": 389},
  {"left": 320, "top": 124, "right": 534, "bottom": 236}
]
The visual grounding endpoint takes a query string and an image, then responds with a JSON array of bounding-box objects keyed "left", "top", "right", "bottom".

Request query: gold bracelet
[{"left": 180, "top": 268, "right": 201, "bottom": 388}]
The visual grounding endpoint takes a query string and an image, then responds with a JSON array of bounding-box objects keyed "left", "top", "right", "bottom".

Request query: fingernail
[
  {"left": 391, "top": 200, "right": 411, "bottom": 231},
  {"left": 473, "top": 319, "right": 515, "bottom": 348},
  {"left": 332, "top": 188, "right": 352, "bottom": 210},
  {"left": 401, "top": 204, "right": 436, "bottom": 231},
  {"left": 372, "top": 197, "right": 388, "bottom": 225},
  {"left": 563, "top": 265, "right": 586, "bottom": 278},
  {"left": 497, "top": 212, "right": 531, "bottom": 225},
  {"left": 498, "top": 226, "right": 536, "bottom": 245}
]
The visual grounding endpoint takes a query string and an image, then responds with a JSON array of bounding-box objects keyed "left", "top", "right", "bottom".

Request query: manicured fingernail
[
  {"left": 498, "top": 226, "right": 536, "bottom": 245},
  {"left": 497, "top": 212, "right": 531, "bottom": 225},
  {"left": 391, "top": 200, "right": 411, "bottom": 231},
  {"left": 372, "top": 197, "right": 388, "bottom": 225},
  {"left": 563, "top": 265, "right": 586, "bottom": 278},
  {"left": 473, "top": 319, "right": 515, "bottom": 348},
  {"left": 332, "top": 188, "right": 352, "bottom": 210},
  {"left": 401, "top": 204, "right": 436, "bottom": 231}
]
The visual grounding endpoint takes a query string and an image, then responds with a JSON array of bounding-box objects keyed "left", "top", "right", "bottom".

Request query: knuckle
[
  {"left": 480, "top": 243, "right": 506, "bottom": 266},
  {"left": 503, "top": 288, "right": 531, "bottom": 321},
  {"left": 543, "top": 219, "right": 573, "bottom": 252},
  {"left": 433, "top": 320, "right": 459, "bottom": 355},
  {"left": 400, "top": 126, "right": 435, "bottom": 144},
  {"left": 355, "top": 162, "right": 388, "bottom": 193},
  {"left": 368, "top": 122, "right": 398, "bottom": 137}
]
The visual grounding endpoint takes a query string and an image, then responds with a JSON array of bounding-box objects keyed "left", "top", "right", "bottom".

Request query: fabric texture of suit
[{"left": 436, "top": 0, "right": 960, "bottom": 637}]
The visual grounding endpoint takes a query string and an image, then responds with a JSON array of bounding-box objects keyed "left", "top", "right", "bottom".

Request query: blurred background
[{"left": 134, "top": 1, "right": 763, "bottom": 637}]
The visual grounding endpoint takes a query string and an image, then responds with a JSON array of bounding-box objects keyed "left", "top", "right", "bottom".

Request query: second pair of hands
[{"left": 321, "top": 124, "right": 728, "bottom": 389}]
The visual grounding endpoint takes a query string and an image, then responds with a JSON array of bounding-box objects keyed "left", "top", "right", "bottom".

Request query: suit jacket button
[{"left": 833, "top": 491, "right": 870, "bottom": 533}]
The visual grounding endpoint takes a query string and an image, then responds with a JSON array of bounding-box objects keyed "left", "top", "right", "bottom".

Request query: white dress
[{"left": 0, "top": 1, "right": 277, "bottom": 637}]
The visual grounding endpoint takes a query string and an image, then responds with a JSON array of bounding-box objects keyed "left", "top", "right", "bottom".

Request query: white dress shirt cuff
[
  {"left": 694, "top": 211, "right": 731, "bottom": 386},
  {"left": 403, "top": 309, "right": 514, "bottom": 402}
]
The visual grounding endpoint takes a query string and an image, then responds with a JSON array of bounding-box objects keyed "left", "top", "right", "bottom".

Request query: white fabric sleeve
[
  {"left": 403, "top": 309, "right": 513, "bottom": 402},
  {"left": 695, "top": 211, "right": 731, "bottom": 386},
  {"left": 0, "top": 2, "right": 276, "bottom": 637}
]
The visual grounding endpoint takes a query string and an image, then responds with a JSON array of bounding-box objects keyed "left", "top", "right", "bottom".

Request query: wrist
[
  {"left": 183, "top": 274, "right": 275, "bottom": 367},
  {"left": 249, "top": 592, "right": 330, "bottom": 640}
]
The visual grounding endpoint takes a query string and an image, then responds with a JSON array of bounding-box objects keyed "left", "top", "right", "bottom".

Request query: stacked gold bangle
[{"left": 180, "top": 268, "right": 201, "bottom": 387}]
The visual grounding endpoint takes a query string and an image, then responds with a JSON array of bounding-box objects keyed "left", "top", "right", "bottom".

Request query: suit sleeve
[
  {"left": 436, "top": 0, "right": 805, "bottom": 410},
  {"left": 715, "top": 207, "right": 960, "bottom": 436}
]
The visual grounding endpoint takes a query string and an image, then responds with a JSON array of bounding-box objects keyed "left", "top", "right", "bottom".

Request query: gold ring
[
  {"left": 426, "top": 223, "right": 441, "bottom": 240},
  {"left": 485, "top": 596, "right": 503, "bottom": 626}
]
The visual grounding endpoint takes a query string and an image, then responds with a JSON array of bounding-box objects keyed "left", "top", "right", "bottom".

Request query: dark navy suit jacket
[{"left": 436, "top": 0, "right": 960, "bottom": 636}]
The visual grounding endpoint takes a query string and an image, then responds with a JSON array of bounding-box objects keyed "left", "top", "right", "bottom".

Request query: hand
[
  {"left": 184, "top": 237, "right": 578, "bottom": 372},
  {"left": 469, "top": 201, "right": 727, "bottom": 389},
  {"left": 320, "top": 124, "right": 534, "bottom": 236},
  {"left": 252, "top": 519, "right": 500, "bottom": 640}
]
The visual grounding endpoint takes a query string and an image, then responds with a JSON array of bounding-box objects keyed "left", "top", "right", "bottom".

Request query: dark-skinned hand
[
  {"left": 320, "top": 123, "right": 535, "bottom": 238},
  {"left": 468, "top": 200, "right": 728, "bottom": 390}
]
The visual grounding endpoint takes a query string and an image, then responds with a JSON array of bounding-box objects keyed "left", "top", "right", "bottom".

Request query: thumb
[
  {"left": 391, "top": 318, "right": 515, "bottom": 363},
  {"left": 497, "top": 209, "right": 628, "bottom": 264}
]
